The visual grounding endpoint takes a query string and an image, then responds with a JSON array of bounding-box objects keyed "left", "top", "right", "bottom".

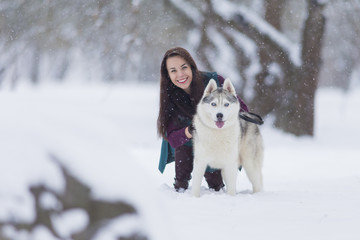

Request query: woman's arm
[{"left": 166, "top": 121, "right": 192, "bottom": 148}]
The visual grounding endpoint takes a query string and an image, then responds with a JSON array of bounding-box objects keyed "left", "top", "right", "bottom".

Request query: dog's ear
[
  {"left": 204, "top": 79, "right": 217, "bottom": 95},
  {"left": 223, "top": 78, "right": 236, "bottom": 95}
]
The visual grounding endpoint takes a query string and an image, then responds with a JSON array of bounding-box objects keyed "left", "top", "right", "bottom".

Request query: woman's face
[{"left": 166, "top": 56, "right": 193, "bottom": 94}]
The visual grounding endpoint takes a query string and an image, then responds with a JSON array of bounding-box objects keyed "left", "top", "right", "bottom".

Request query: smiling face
[{"left": 166, "top": 56, "right": 193, "bottom": 94}]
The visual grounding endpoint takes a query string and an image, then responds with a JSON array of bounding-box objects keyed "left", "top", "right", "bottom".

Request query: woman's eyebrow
[{"left": 168, "top": 63, "right": 187, "bottom": 70}]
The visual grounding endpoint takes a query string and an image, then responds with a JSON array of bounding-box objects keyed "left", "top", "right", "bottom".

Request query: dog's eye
[
  {"left": 211, "top": 102, "right": 217, "bottom": 107},
  {"left": 224, "top": 103, "right": 229, "bottom": 107}
]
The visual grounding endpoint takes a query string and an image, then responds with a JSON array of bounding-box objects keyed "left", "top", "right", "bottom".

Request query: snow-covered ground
[{"left": 0, "top": 82, "right": 359, "bottom": 240}]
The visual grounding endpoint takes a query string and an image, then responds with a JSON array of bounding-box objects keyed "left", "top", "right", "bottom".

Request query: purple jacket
[{"left": 167, "top": 75, "right": 248, "bottom": 148}]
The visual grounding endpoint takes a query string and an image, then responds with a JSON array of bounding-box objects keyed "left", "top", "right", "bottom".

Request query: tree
[
  {"left": 251, "top": 0, "right": 326, "bottom": 136},
  {"left": 165, "top": 0, "right": 326, "bottom": 136},
  {"left": 320, "top": 0, "right": 360, "bottom": 90}
]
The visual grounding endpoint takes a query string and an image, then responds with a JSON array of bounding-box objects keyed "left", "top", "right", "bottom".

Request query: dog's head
[{"left": 198, "top": 78, "right": 240, "bottom": 129}]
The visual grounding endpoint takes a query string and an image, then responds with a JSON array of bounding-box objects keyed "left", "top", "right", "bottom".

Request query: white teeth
[{"left": 178, "top": 77, "right": 187, "bottom": 83}]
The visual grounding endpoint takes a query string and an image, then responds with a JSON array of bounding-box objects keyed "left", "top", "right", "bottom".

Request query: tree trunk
[
  {"left": 264, "top": 0, "right": 285, "bottom": 30},
  {"left": 252, "top": 0, "right": 285, "bottom": 114},
  {"left": 30, "top": 46, "right": 41, "bottom": 85},
  {"left": 274, "top": 0, "right": 326, "bottom": 136}
]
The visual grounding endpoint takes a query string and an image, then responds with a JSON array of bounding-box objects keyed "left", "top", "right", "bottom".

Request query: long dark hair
[{"left": 157, "top": 47, "right": 205, "bottom": 139}]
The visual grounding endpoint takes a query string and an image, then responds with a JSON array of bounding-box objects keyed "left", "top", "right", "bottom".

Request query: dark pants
[{"left": 174, "top": 145, "right": 224, "bottom": 191}]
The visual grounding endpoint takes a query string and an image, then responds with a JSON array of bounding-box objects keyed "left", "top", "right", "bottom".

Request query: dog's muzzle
[{"left": 216, "top": 113, "right": 224, "bottom": 128}]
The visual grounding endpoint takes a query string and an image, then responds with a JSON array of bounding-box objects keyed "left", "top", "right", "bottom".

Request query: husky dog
[{"left": 192, "top": 79, "right": 264, "bottom": 197}]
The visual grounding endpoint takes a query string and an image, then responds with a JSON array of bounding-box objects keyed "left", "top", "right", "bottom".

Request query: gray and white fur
[{"left": 192, "top": 79, "right": 264, "bottom": 197}]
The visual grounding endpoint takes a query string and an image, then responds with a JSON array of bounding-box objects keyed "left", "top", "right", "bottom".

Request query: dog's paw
[
  {"left": 252, "top": 185, "right": 263, "bottom": 193},
  {"left": 227, "top": 189, "right": 236, "bottom": 196},
  {"left": 191, "top": 189, "right": 201, "bottom": 198}
]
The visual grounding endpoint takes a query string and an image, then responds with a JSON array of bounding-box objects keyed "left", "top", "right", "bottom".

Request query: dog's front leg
[
  {"left": 191, "top": 158, "right": 207, "bottom": 197},
  {"left": 222, "top": 163, "right": 238, "bottom": 196}
]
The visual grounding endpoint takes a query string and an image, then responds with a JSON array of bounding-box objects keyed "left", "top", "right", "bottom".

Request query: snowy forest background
[
  {"left": 1, "top": 0, "right": 360, "bottom": 240},
  {"left": 1, "top": 0, "right": 360, "bottom": 136},
  {"left": 1, "top": 0, "right": 359, "bottom": 88}
]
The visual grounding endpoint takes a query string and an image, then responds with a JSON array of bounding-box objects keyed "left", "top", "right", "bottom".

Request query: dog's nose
[{"left": 216, "top": 113, "right": 223, "bottom": 120}]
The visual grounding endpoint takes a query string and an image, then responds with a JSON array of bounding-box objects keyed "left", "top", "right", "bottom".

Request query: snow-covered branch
[
  {"left": 166, "top": 0, "right": 203, "bottom": 26},
  {"left": 211, "top": 0, "right": 301, "bottom": 67}
]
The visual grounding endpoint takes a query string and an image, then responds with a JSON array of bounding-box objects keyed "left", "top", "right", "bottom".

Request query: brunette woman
[{"left": 157, "top": 47, "right": 248, "bottom": 191}]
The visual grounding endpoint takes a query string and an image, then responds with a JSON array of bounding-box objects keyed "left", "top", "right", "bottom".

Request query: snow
[
  {"left": 51, "top": 209, "right": 89, "bottom": 239},
  {"left": 1, "top": 82, "right": 360, "bottom": 240}
]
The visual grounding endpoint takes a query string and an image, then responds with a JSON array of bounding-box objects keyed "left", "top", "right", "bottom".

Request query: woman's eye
[
  {"left": 211, "top": 103, "right": 216, "bottom": 107},
  {"left": 224, "top": 103, "right": 229, "bottom": 107}
]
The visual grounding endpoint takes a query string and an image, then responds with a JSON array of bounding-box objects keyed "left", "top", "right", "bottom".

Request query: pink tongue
[{"left": 216, "top": 121, "right": 224, "bottom": 128}]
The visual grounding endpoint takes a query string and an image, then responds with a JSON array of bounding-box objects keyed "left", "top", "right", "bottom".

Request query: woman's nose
[{"left": 177, "top": 70, "right": 185, "bottom": 77}]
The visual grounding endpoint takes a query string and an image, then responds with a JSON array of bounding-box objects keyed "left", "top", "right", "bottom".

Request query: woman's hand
[{"left": 185, "top": 126, "right": 192, "bottom": 139}]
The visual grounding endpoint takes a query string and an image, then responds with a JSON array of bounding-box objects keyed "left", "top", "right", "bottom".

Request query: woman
[{"left": 157, "top": 47, "right": 248, "bottom": 191}]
